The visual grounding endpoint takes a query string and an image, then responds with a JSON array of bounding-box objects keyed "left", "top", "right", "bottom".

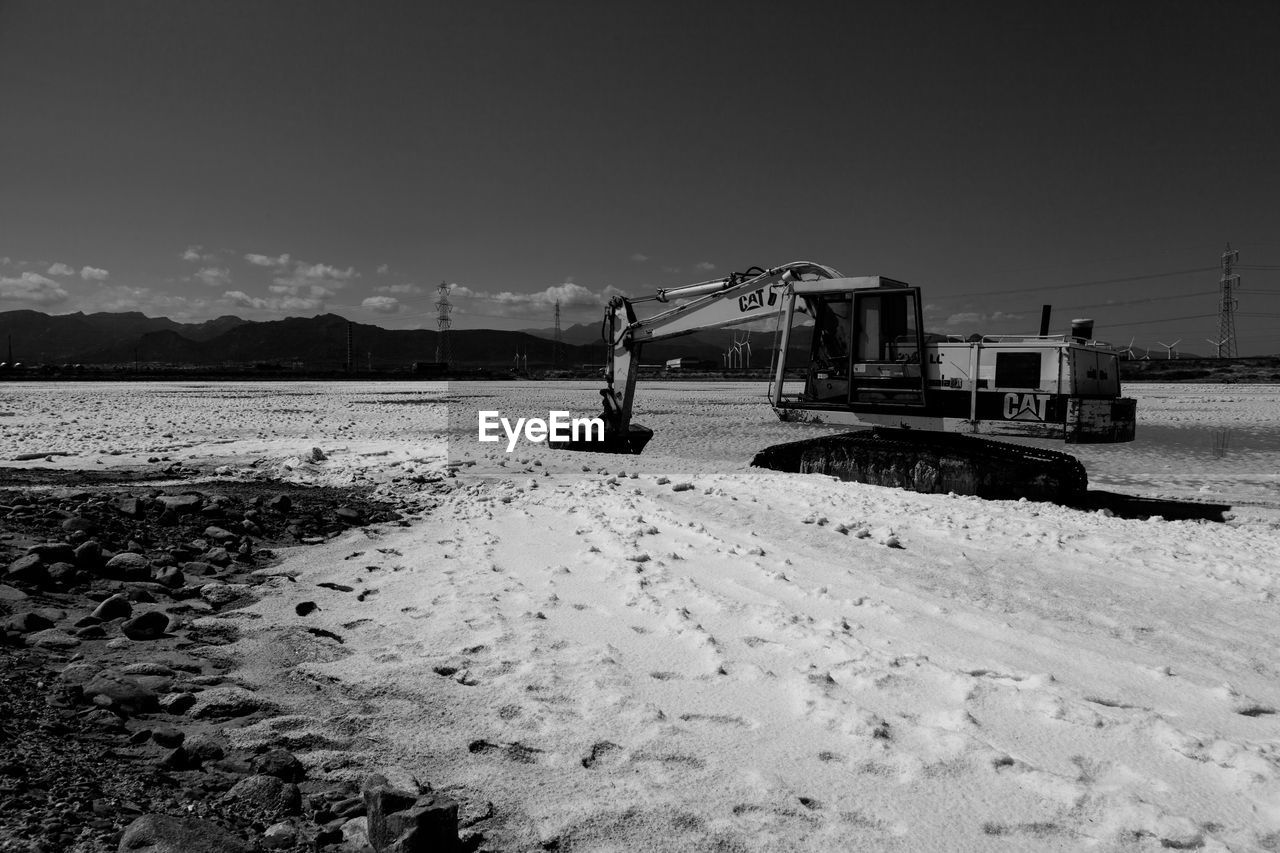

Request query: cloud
[
  {"left": 47, "top": 262, "right": 76, "bottom": 276},
  {"left": 80, "top": 266, "right": 110, "bottom": 281},
  {"left": 244, "top": 252, "right": 291, "bottom": 268},
  {"left": 229, "top": 254, "right": 357, "bottom": 312},
  {"left": 376, "top": 264, "right": 389, "bottom": 275},
  {"left": 0, "top": 272, "right": 70, "bottom": 305},
  {"left": 943, "top": 310, "right": 1025, "bottom": 328},
  {"left": 181, "top": 245, "right": 215, "bottom": 263},
  {"left": 378, "top": 282, "right": 423, "bottom": 295},
  {"left": 362, "top": 296, "right": 401, "bottom": 314},
  {"left": 449, "top": 281, "right": 623, "bottom": 321},
  {"left": 194, "top": 267, "right": 231, "bottom": 288},
  {"left": 629, "top": 253, "right": 649, "bottom": 263},
  {"left": 694, "top": 261, "right": 716, "bottom": 271},
  {"left": 268, "top": 261, "right": 355, "bottom": 301},
  {"left": 224, "top": 290, "right": 321, "bottom": 313}
]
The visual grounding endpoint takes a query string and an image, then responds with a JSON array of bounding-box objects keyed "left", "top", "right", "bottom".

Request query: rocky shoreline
[{"left": 0, "top": 466, "right": 467, "bottom": 853}]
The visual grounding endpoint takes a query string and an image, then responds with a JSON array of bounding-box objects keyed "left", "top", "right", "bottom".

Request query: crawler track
[{"left": 751, "top": 428, "right": 1089, "bottom": 503}]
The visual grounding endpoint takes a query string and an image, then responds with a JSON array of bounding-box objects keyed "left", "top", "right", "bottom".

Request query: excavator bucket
[{"left": 551, "top": 423, "right": 653, "bottom": 455}]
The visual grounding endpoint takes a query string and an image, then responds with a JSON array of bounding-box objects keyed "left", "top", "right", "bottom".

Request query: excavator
[{"left": 554, "top": 261, "right": 1137, "bottom": 503}]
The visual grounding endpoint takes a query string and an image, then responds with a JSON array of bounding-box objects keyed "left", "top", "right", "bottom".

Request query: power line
[
  {"left": 1038, "top": 290, "right": 1217, "bottom": 312},
  {"left": 930, "top": 267, "right": 1218, "bottom": 300},
  {"left": 1096, "top": 312, "right": 1219, "bottom": 329}
]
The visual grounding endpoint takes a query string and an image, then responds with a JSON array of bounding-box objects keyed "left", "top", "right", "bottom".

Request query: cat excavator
[{"left": 554, "top": 260, "right": 1137, "bottom": 503}]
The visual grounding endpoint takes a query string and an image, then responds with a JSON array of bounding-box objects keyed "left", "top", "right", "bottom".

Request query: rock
[
  {"left": 224, "top": 774, "right": 301, "bottom": 815},
  {"left": 121, "top": 611, "right": 170, "bottom": 641},
  {"left": 309, "top": 447, "right": 326, "bottom": 462},
  {"left": 335, "top": 506, "right": 364, "bottom": 524},
  {"left": 333, "top": 796, "right": 366, "bottom": 818},
  {"left": 0, "top": 583, "right": 28, "bottom": 602},
  {"left": 295, "top": 601, "right": 318, "bottom": 616},
  {"left": 117, "top": 813, "right": 252, "bottom": 853},
  {"left": 342, "top": 816, "right": 370, "bottom": 848},
  {"left": 182, "top": 732, "right": 225, "bottom": 762},
  {"left": 182, "top": 561, "right": 219, "bottom": 577},
  {"left": 84, "top": 708, "right": 124, "bottom": 731},
  {"left": 26, "top": 628, "right": 80, "bottom": 649},
  {"left": 121, "top": 662, "right": 176, "bottom": 676},
  {"left": 363, "top": 775, "right": 419, "bottom": 847},
  {"left": 7, "top": 554, "right": 47, "bottom": 586},
  {"left": 75, "top": 624, "right": 108, "bottom": 639},
  {"left": 2, "top": 611, "right": 55, "bottom": 634},
  {"left": 204, "top": 526, "right": 236, "bottom": 542},
  {"left": 265, "top": 494, "right": 292, "bottom": 513},
  {"left": 159, "top": 746, "right": 190, "bottom": 769},
  {"left": 106, "top": 552, "right": 151, "bottom": 581},
  {"left": 50, "top": 486, "right": 89, "bottom": 500},
  {"left": 262, "top": 821, "right": 297, "bottom": 850},
  {"left": 61, "top": 516, "right": 96, "bottom": 534},
  {"left": 47, "top": 561, "right": 78, "bottom": 584},
  {"left": 199, "top": 582, "right": 250, "bottom": 608},
  {"left": 251, "top": 748, "right": 304, "bottom": 782},
  {"left": 58, "top": 661, "right": 100, "bottom": 684},
  {"left": 125, "top": 585, "right": 159, "bottom": 603},
  {"left": 27, "top": 542, "right": 76, "bottom": 562},
  {"left": 156, "top": 509, "right": 179, "bottom": 527},
  {"left": 82, "top": 669, "right": 164, "bottom": 715},
  {"left": 189, "top": 685, "right": 276, "bottom": 719},
  {"left": 152, "top": 726, "right": 184, "bottom": 748},
  {"left": 203, "top": 547, "right": 231, "bottom": 566},
  {"left": 152, "top": 565, "right": 185, "bottom": 588},
  {"left": 314, "top": 825, "right": 344, "bottom": 847},
  {"left": 363, "top": 774, "right": 460, "bottom": 853},
  {"left": 74, "top": 540, "right": 103, "bottom": 568},
  {"left": 92, "top": 594, "right": 133, "bottom": 621},
  {"left": 158, "top": 692, "right": 197, "bottom": 715},
  {"left": 110, "top": 497, "right": 144, "bottom": 518},
  {"left": 156, "top": 494, "right": 204, "bottom": 514}
]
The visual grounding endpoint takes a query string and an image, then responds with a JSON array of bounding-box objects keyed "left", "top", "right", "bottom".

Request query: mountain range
[{"left": 1, "top": 310, "right": 777, "bottom": 369}]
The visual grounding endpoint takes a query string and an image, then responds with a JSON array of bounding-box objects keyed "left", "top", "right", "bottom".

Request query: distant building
[{"left": 664, "top": 357, "right": 703, "bottom": 370}]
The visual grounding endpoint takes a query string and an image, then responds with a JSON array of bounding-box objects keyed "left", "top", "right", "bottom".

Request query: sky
[{"left": 2, "top": 1, "right": 1279, "bottom": 354}]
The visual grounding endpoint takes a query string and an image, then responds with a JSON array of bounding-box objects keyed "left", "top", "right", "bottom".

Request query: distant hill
[
  {"left": 0, "top": 310, "right": 248, "bottom": 363},
  {"left": 1, "top": 309, "right": 795, "bottom": 370}
]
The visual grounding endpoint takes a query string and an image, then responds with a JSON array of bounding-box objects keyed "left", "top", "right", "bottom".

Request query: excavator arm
[{"left": 582, "top": 261, "right": 842, "bottom": 452}]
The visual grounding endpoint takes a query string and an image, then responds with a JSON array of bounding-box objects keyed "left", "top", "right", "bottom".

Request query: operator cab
[{"left": 804, "top": 281, "right": 926, "bottom": 408}]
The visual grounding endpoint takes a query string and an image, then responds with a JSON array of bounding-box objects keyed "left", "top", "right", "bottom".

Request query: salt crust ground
[{"left": 3, "top": 381, "right": 1279, "bottom": 851}]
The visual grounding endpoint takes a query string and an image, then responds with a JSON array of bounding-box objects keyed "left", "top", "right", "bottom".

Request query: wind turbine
[
  {"left": 1205, "top": 337, "right": 1228, "bottom": 358},
  {"left": 1157, "top": 339, "right": 1181, "bottom": 360},
  {"left": 1119, "top": 337, "right": 1136, "bottom": 360}
]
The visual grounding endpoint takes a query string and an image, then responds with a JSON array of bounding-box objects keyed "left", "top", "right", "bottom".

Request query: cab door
[{"left": 850, "top": 288, "right": 926, "bottom": 406}]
